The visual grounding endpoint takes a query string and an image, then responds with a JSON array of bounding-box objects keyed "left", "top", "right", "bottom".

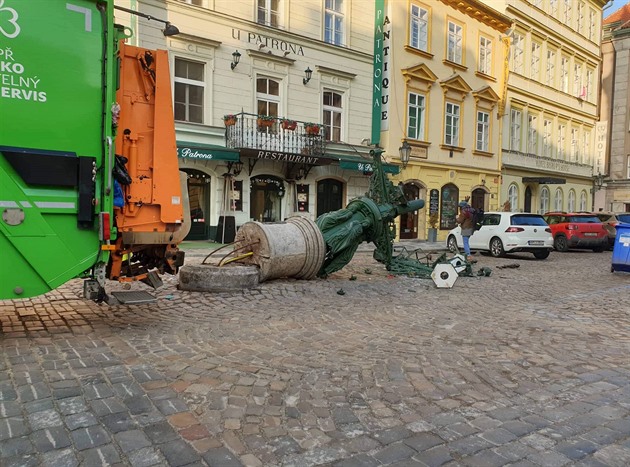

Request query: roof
[{"left": 604, "top": 3, "right": 630, "bottom": 25}]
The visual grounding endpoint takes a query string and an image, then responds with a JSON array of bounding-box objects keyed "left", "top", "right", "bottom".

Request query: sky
[{"left": 604, "top": 0, "right": 628, "bottom": 18}]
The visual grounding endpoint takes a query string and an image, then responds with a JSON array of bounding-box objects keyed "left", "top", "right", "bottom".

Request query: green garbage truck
[{"left": 0, "top": 0, "right": 188, "bottom": 302}]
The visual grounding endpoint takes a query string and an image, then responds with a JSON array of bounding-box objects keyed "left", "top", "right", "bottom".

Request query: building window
[
  {"left": 579, "top": 191, "right": 587, "bottom": 211},
  {"left": 549, "top": 0, "right": 558, "bottom": 16},
  {"left": 560, "top": 56, "right": 569, "bottom": 93},
  {"left": 577, "top": 1, "right": 585, "bottom": 34},
  {"left": 323, "top": 90, "right": 342, "bottom": 142},
  {"left": 410, "top": 4, "right": 429, "bottom": 52},
  {"left": 476, "top": 110, "right": 490, "bottom": 152},
  {"left": 540, "top": 186, "right": 550, "bottom": 214},
  {"left": 557, "top": 123, "right": 566, "bottom": 159},
  {"left": 256, "top": 77, "right": 280, "bottom": 120},
  {"left": 174, "top": 58, "right": 205, "bottom": 124},
  {"left": 586, "top": 68, "right": 594, "bottom": 102},
  {"left": 444, "top": 102, "right": 460, "bottom": 146},
  {"left": 546, "top": 49, "right": 556, "bottom": 87},
  {"left": 568, "top": 189, "right": 576, "bottom": 212},
  {"left": 527, "top": 114, "right": 538, "bottom": 155},
  {"left": 530, "top": 42, "right": 541, "bottom": 80},
  {"left": 573, "top": 62, "right": 583, "bottom": 97},
  {"left": 588, "top": 8, "right": 596, "bottom": 41},
  {"left": 543, "top": 119, "right": 552, "bottom": 157},
  {"left": 176, "top": 0, "right": 203, "bottom": 5},
  {"left": 407, "top": 92, "right": 426, "bottom": 141},
  {"left": 511, "top": 32, "right": 524, "bottom": 74},
  {"left": 325, "top": 0, "right": 344, "bottom": 46},
  {"left": 510, "top": 108, "right": 522, "bottom": 151},
  {"left": 508, "top": 184, "right": 518, "bottom": 212},
  {"left": 554, "top": 187, "right": 564, "bottom": 211},
  {"left": 257, "top": 0, "right": 279, "bottom": 27},
  {"left": 479, "top": 36, "right": 492, "bottom": 75},
  {"left": 447, "top": 21, "right": 463, "bottom": 64},
  {"left": 562, "top": 0, "right": 572, "bottom": 26},
  {"left": 570, "top": 127, "right": 579, "bottom": 162},
  {"left": 583, "top": 129, "right": 591, "bottom": 165},
  {"left": 627, "top": 155, "right": 630, "bottom": 178}
]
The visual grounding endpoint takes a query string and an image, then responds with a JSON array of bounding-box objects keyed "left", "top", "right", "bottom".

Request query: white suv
[{"left": 446, "top": 212, "right": 554, "bottom": 259}]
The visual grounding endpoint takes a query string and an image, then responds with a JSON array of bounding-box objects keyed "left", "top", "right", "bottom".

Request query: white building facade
[{"left": 115, "top": 0, "right": 386, "bottom": 241}]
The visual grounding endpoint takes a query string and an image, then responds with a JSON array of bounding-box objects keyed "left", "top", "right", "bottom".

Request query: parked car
[
  {"left": 594, "top": 212, "right": 630, "bottom": 249},
  {"left": 543, "top": 212, "right": 608, "bottom": 252},
  {"left": 446, "top": 212, "right": 554, "bottom": 259}
]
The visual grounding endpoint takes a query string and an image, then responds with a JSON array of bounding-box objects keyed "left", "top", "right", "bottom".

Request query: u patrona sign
[{"left": 241, "top": 149, "right": 335, "bottom": 165}]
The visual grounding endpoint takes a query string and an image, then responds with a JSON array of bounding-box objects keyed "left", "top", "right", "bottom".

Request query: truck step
[{"left": 110, "top": 291, "right": 157, "bottom": 304}]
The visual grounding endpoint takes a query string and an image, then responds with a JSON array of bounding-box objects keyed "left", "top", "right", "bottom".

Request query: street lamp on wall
[
  {"left": 399, "top": 140, "right": 411, "bottom": 169},
  {"left": 113, "top": 5, "right": 180, "bottom": 36},
  {"left": 231, "top": 50, "right": 241, "bottom": 70},
  {"left": 303, "top": 67, "right": 313, "bottom": 85},
  {"left": 593, "top": 171, "right": 604, "bottom": 191}
]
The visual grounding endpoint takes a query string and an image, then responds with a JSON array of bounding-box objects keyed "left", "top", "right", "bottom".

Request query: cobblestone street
[{"left": 1, "top": 248, "right": 629, "bottom": 466}]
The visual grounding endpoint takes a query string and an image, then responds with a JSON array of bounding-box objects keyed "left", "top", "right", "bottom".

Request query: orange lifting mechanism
[{"left": 108, "top": 41, "right": 189, "bottom": 283}]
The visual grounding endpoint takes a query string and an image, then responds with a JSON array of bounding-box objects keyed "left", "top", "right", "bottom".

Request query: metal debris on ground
[{"left": 496, "top": 263, "right": 520, "bottom": 269}]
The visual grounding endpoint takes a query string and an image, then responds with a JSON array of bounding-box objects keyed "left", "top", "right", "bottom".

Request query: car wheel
[
  {"left": 489, "top": 237, "right": 505, "bottom": 257},
  {"left": 533, "top": 250, "right": 550, "bottom": 260},
  {"left": 554, "top": 235, "right": 569, "bottom": 252},
  {"left": 447, "top": 235, "right": 459, "bottom": 253}
]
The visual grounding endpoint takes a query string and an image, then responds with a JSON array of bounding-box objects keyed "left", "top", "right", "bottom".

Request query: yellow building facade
[{"left": 381, "top": 0, "right": 511, "bottom": 241}]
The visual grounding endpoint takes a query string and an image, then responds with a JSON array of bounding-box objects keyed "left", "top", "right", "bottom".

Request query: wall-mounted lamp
[
  {"left": 226, "top": 161, "right": 243, "bottom": 177},
  {"left": 231, "top": 50, "right": 241, "bottom": 70},
  {"left": 593, "top": 171, "right": 604, "bottom": 191},
  {"left": 399, "top": 140, "right": 411, "bottom": 169},
  {"left": 303, "top": 67, "right": 313, "bottom": 85},
  {"left": 113, "top": 5, "right": 180, "bottom": 36}
]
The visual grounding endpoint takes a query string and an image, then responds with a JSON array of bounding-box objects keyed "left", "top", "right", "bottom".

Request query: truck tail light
[{"left": 99, "top": 212, "right": 111, "bottom": 241}]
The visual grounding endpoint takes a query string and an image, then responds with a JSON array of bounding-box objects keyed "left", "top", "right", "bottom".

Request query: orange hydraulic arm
[{"left": 108, "top": 42, "right": 188, "bottom": 282}]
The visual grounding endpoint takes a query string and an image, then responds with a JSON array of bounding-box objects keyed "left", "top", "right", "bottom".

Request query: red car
[{"left": 543, "top": 212, "right": 608, "bottom": 252}]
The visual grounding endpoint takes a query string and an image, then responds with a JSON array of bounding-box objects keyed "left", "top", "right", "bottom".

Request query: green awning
[
  {"left": 336, "top": 155, "right": 400, "bottom": 175},
  {"left": 177, "top": 142, "right": 240, "bottom": 161}
]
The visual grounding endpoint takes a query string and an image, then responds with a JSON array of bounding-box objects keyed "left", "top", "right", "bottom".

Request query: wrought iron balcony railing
[{"left": 224, "top": 112, "right": 325, "bottom": 157}]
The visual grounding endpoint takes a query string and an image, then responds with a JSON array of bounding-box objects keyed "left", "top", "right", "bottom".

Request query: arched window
[
  {"left": 579, "top": 191, "right": 587, "bottom": 212},
  {"left": 568, "top": 189, "right": 576, "bottom": 212},
  {"left": 554, "top": 187, "right": 564, "bottom": 211},
  {"left": 508, "top": 184, "right": 519, "bottom": 212},
  {"left": 540, "top": 186, "right": 550, "bottom": 214},
  {"left": 439, "top": 183, "right": 459, "bottom": 230}
]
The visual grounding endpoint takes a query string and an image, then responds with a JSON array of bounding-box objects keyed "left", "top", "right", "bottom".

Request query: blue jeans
[{"left": 463, "top": 236, "right": 471, "bottom": 256}]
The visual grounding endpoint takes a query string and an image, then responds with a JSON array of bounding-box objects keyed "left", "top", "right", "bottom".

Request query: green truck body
[{"left": 1, "top": 0, "right": 118, "bottom": 299}]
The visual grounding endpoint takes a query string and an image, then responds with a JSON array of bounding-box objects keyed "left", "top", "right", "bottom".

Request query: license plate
[
  {"left": 584, "top": 232, "right": 597, "bottom": 237},
  {"left": 528, "top": 240, "right": 544, "bottom": 245}
]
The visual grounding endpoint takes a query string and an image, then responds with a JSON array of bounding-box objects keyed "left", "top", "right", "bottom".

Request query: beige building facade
[
  {"left": 600, "top": 3, "right": 630, "bottom": 212},
  {"left": 115, "top": 0, "right": 382, "bottom": 241},
  {"left": 382, "top": 0, "right": 511, "bottom": 241},
  {"left": 485, "top": 0, "right": 607, "bottom": 215}
]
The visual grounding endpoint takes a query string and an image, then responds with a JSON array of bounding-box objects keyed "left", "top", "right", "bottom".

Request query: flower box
[
  {"left": 281, "top": 119, "right": 297, "bottom": 131},
  {"left": 257, "top": 115, "right": 275, "bottom": 128},
  {"left": 304, "top": 124, "right": 320, "bottom": 136}
]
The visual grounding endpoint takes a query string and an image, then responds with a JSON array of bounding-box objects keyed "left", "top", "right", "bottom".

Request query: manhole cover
[{"left": 110, "top": 291, "right": 157, "bottom": 304}]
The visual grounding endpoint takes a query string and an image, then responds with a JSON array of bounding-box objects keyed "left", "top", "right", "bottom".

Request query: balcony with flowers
[{"left": 224, "top": 112, "right": 325, "bottom": 157}]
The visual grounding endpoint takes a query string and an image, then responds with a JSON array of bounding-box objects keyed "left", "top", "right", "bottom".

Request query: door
[
  {"left": 250, "top": 175, "right": 284, "bottom": 222},
  {"left": 399, "top": 183, "right": 420, "bottom": 239},
  {"left": 471, "top": 188, "right": 485, "bottom": 210},
  {"left": 470, "top": 213, "right": 500, "bottom": 249},
  {"left": 317, "top": 179, "right": 343, "bottom": 218},
  {"left": 184, "top": 170, "right": 211, "bottom": 240},
  {"left": 524, "top": 186, "right": 532, "bottom": 213}
]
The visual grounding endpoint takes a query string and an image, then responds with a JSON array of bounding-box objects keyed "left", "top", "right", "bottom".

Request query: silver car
[{"left": 446, "top": 212, "right": 554, "bottom": 259}]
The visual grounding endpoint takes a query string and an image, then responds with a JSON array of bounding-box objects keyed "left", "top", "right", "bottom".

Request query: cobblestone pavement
[{"left": 1, "top": 248, "right": 630, "bottom": 467}]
